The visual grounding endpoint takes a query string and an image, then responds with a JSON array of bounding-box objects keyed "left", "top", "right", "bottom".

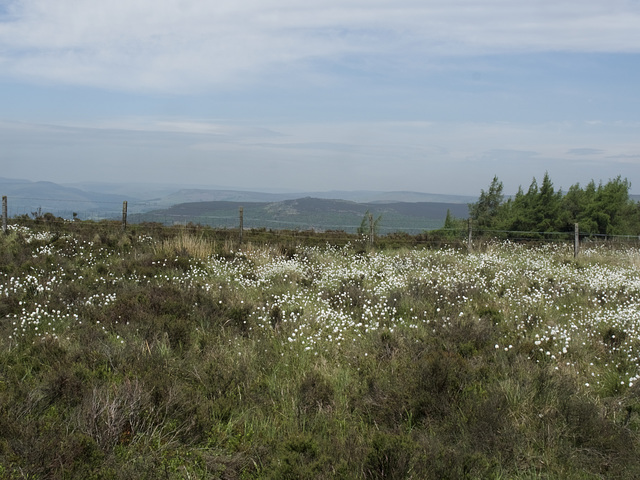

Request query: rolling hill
[
  {"left": 1, "top": 178, "right": 474, "bottom": 230},
  {"left": 0, "top": 177, "right": 140, "bottom": 219},
  {"left": 130, "top": 197, "right": 470, "bottom": 233}
]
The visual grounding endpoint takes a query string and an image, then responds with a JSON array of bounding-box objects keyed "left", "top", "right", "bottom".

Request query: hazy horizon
[
  {"left": 2, "top": 1, "right": 640, "bottom": 196},
  {"left": 6, "top": 175, "right": 640, "bottom": 200}
]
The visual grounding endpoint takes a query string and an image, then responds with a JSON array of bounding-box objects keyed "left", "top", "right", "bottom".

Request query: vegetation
[
  {"left": 130, "top": 198, "right": 466, "bottom": 234},
  {"left": 468, "top": 173, "right": 640, "bottom": 237},
  {"left": 356, "top": 211, "right": 383, "bottom": 237},
  {"left": 2, "top": 220, "right": 640, "bottom": 478}
]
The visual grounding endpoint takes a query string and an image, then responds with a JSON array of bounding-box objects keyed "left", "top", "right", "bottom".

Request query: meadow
[{"left": 1, "top": 221, "right": 640, "bottom": 478}]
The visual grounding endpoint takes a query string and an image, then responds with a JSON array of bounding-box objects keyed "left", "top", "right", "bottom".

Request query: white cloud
[
  {"left": 2, "top": 117, "right": 639, "bottom": 194},
  {"left": 1, "top": 1, "right": 640, "bottom": 91},
  {"left": 567, "top": 148, "right": 604, "bottom": 155}
]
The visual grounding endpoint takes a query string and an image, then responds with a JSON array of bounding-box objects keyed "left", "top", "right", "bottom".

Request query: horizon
[
  {"left": 3, "top": 175, "right": 640, "bottom": 199},
  {"left": 2, "top": 2, "right": 640, "bottom": 195}
]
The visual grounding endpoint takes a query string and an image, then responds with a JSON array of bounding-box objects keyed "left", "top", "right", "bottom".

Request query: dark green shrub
[
  {"left": 409, "top": 350, "right": 471, "bottom": 421},
  {"left": 298, "top": 370, "right": 335, "bottom": 415},
  {"left": 266, "top": 435, "right": 325, "bottom": 479},
  {"left": 363, "top": 432, "right": 415, "bottom": 480}
]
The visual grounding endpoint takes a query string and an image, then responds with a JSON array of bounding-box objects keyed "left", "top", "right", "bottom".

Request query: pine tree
[{"left": 469, "top": 176, "right": 504, "bottom": 229}]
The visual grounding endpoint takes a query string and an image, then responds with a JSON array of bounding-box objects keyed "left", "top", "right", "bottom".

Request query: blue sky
[{"left": 1, "top": 1, "right": 640, "bottom": 195}]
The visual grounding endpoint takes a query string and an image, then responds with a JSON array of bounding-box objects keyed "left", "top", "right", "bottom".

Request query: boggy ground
[{"left": 1, "top": 223, "right": 640, "bottom": 479}]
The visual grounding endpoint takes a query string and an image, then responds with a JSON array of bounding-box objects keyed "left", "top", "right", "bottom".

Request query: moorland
[{"left": 2, "top": 217, "right": 640, "bottom": 478}]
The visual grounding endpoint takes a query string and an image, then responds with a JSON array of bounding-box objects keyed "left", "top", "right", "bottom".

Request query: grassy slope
[
  {"left": 131, "top": 198, "right": 469, "bottom": 233},
  {"left": 1, "top": 223, "right": 640, "bottom": 478}
]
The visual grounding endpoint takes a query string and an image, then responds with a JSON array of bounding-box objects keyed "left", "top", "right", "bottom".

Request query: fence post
[
  {"left": 467, "top": 218, "right": 473, "bottom": 252},
  {"left": 2, "top": 196, "right": 7, "bottom": 234},
  {"left": 239, "top": 207, "right": 244, "bottom": 243},
  {"left": 368, "top": 212, "right": 374, "bottom": 248},
  {"left": 574, "top": 223, "right": 579, "bottom": 258},
  {"left": 122, "top": 201, "right": 128, "bottom": 231}
]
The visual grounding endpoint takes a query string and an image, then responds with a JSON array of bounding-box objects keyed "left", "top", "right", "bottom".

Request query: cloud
[
  {"left": 605, "top": 153, "right": 640, "bottom": 164},
  {"left": 1, "top": 1, "right": 640, "bottom": 92},
  {"left": 101, "top": 119, "right": 285, "bottom": 139},
  {"left": 2, "top": 118, "right": 640, "bottom": 194},
  {"left": 567, "top": 148, "right": 604, "bottom": 155},
  {"left": 468, "top": 149, "right": 540, "bottom": 163}
]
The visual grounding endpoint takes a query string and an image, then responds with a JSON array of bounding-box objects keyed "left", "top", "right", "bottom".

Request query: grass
[
  {"left": 1, "top": 222, "right": 640, "bottom": 478},
  {"left": 153, "top": 230, "right": 217, "bottom": 260}
]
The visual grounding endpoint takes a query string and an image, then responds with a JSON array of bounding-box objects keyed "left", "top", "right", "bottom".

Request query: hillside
[
  {"left": 0, "top": 177, "right": 474, "bottom": 226},
  {"left": 131, "top": 197, "right": 470, "bottom": 233},
  {"left": 0, "top": 177, "right": 141, "bottom": 219},
  {"left": 114, "top": 188, "right": 476, "bottom": 207}
]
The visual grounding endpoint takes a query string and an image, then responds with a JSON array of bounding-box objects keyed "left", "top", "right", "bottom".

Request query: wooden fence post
[
  {"left": 122, "top": 201, "right": 128, "bottom": 231},
  {"left": 239, "top": 207, "right": 244, "bottom": 243},
  {"left": 467, "top": 218, "right": 473, "bottom": 252},
  {"left": 2, "top": 196, "right": 7, "bottom": 234},
  {"left": 368, "top": 212, "right": 374, "bottom": 248},
  {"left": 574, "top": 223, "right": 579, "bottom": 258}
]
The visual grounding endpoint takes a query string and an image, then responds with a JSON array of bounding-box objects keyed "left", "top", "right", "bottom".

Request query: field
[{"left": 2, "top": 222, "right": 640, "bottom": 478}]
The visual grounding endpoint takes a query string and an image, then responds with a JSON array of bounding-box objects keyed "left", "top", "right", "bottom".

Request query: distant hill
[
  {"left": 154, "top": 189, "right": 294, "bottom": 206},
  {"left": 0, "top": 177, "right": 475, "bottom": 225},
  {"left": 131, "top": 197, "right": 470, "bottom": 233},
  {"left": 127, "top": 188, "right": 477, "bottom": 209},
  {"left": 0, "top": 177, "right": 140, "bottom": 219},
  {"left": 305, "top": 190, "right": 476, "bottom": 204}
]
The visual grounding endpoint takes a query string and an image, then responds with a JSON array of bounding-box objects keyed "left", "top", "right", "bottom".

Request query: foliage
[
  {"left": 468, "top": 175, "right": 505, "bottom": 229},
  {"left": 2, "top": 221, "right": 640, "bottom": 478},
  {"left": 357, "top": 210, "right": 383, "bottom": 237},
  {"left": 469, "top": 173, "right": 640, "bottom": 237}
]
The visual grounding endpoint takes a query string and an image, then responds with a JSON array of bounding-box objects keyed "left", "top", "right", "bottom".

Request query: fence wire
[{"left": 3, "top": 195, "right": 640, "bottom": 249}]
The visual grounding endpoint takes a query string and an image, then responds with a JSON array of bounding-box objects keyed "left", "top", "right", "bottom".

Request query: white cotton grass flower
[{"left": 5, "top": 228, "right": 640, "bottom": 393}]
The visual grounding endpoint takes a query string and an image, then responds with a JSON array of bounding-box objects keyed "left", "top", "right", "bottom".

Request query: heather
[{"left": 2, "top": 222, "right": 640, "bottom": 478}]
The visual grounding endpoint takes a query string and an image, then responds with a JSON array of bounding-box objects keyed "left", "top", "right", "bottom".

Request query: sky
[{"left": 1, "top": 1, "right": 640, "bottom": 196}]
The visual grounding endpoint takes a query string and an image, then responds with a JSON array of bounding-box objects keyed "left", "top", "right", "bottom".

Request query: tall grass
[
  {"left": 154, "top": 230, "right": 216, "bottom": 260},
  {"left": 1, "top": 223, "right": 640, "bottom": 478}
]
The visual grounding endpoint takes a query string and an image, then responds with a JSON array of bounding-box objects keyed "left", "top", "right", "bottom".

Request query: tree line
[{"left": 458, "top": 173, "right": 640, "bottom": 237}]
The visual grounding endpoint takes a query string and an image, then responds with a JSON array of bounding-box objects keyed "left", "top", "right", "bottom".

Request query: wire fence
[
  {"left": 3, "top": 195, "right": 640, "bottom": 251},
  {"left": 0, "top": 195, "right": 447, "bottom": 235},
  {"left": 3, "top": 196, "right": 137, "bottom": 221}
]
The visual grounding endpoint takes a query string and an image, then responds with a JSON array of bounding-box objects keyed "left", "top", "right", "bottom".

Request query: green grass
[{"left": 1, "top": 222, "right": 640, "bottom": 478}]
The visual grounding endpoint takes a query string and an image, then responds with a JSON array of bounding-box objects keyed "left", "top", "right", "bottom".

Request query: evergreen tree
[
  {"left": 507, "top": 178, "right": 539, "bottom": 232},
  {"left": 357, "top": 211, "right": 382, "bottom": 236},
  {"left": 443, "top": 209, "right": 456, "bottom": 230},
  {"left": 439, "top": 209, "right": 466, "bottom": 239},
  {"left": 576, "top": 181, "right": 599, "bottom": 233},
  {"left": 534, "top": 172, "right": 562, "bottom": 233},
  {"left": 469, "top": 175, "right": 504, "bottom": 230},
  {"left": 589, "top": 176, "right": 634, "bottom": 235},
  {"left": 470, "top": 174, "right": 639, "bottom": 238},
  {"left": 560, "top": 183, "right": 585, "bottom": 231}
]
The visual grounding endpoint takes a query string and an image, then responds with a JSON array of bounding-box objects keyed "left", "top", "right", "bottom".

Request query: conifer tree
[
  {"left": 469, "top": 175, "right": 504, "bottom": 229},
  {"left": 470, "top": 174, "right": 639, "bottom": 238}
]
